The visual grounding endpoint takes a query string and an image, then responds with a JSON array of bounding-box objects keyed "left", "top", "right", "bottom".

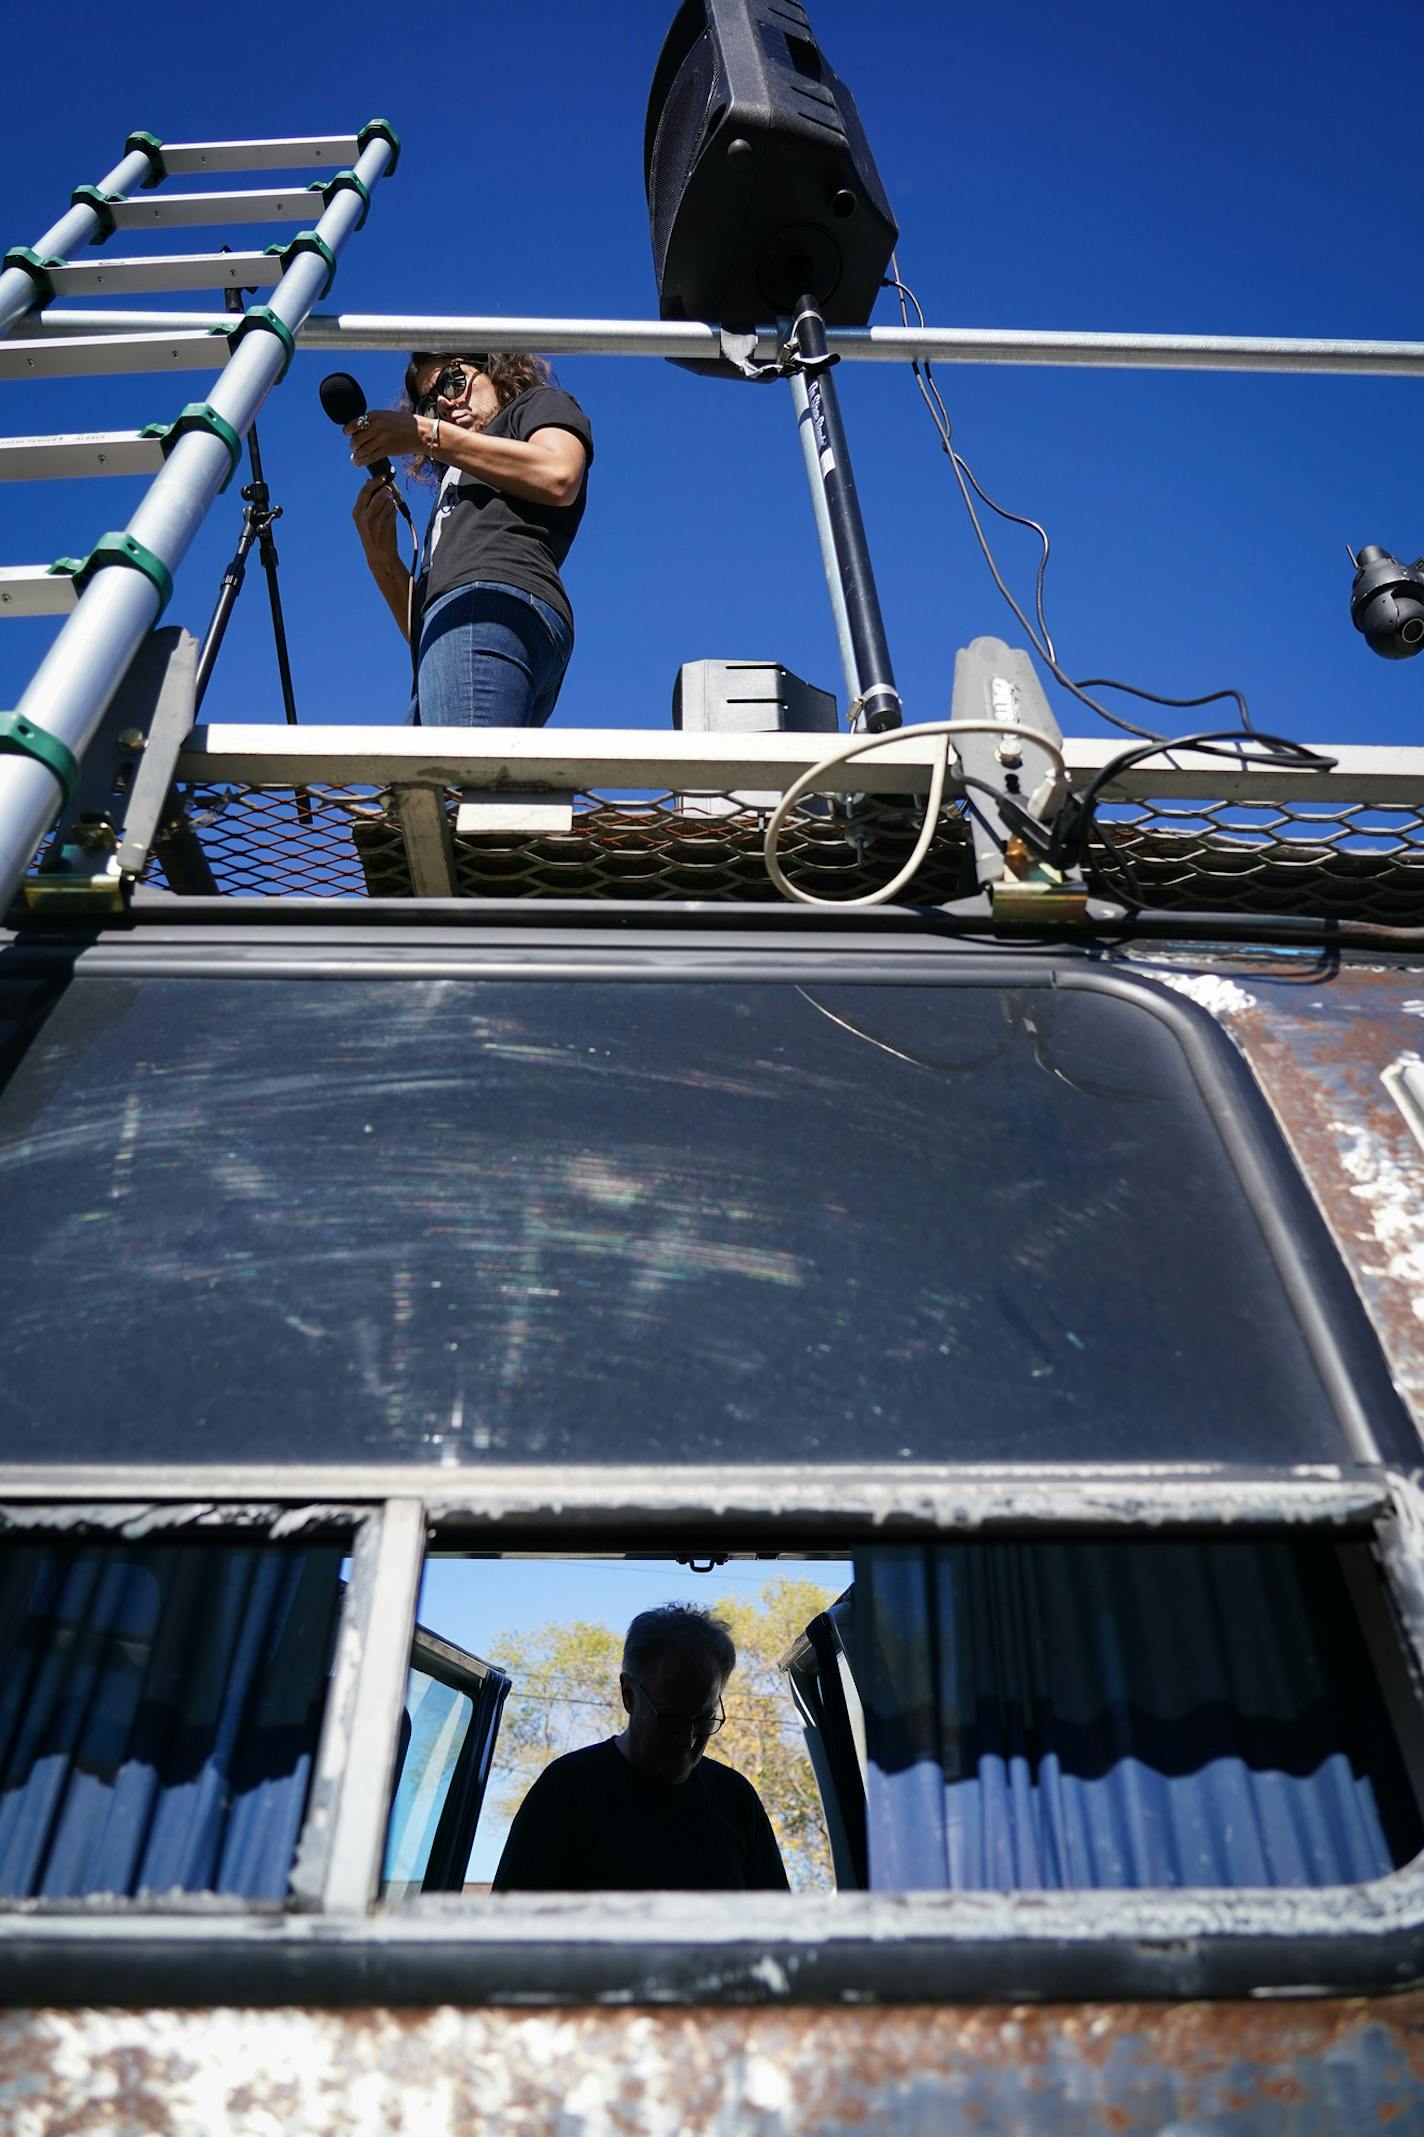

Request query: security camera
[{"left": 1351, "top": 545, "right": 1424, "bottom": 659}]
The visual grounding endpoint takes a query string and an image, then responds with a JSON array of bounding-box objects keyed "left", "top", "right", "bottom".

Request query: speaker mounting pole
[{"left": 786, "top": 298, "right": 901, "bottom": 733}]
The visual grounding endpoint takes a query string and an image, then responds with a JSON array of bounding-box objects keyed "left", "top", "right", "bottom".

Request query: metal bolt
[
  {"left": 118, "top": 728, "right": 146, "bottom": 753},
  {"left": 995, "top": 737, "right": 1024, "bottom": 768}
]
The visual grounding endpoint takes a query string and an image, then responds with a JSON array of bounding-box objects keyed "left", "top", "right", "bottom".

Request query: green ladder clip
[
  {"left": 48, "top": 533, "right": 174, "bottom": 616},
  {"left": 1, "top": 247, "right": 65, "bottom": 309},
  {"left": 0, "top": 713, "right": 80, "bottom": 824},
  {"left": 264, "top": 228, "right": 338, "bottom": 300},
  {"left": 357, "top": 118, "right": 401, "bottom": 173},
  {"left": 307, "top": 169, "right": 370, "bottom": 229},
  {"left": 69, "top": 184, "right": 123, "bottom": 244},
  {"left": 139, "top": 402, "right": 244, "bottom": 490},
  {"left": 123, "top": 130, "right": 167, "bottom": 187},
  {"left": 212, "top": 303, "right": 297, "bottom": 382}
]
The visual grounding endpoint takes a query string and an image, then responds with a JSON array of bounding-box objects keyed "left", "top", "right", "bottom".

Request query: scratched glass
[{"left": 0, "top": 974, "right": 1370, "bottom": 1466}]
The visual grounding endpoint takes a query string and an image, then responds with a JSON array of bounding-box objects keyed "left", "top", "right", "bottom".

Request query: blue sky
[{"left": 4, "top": 0, "right": 1423, "bottom": 753}]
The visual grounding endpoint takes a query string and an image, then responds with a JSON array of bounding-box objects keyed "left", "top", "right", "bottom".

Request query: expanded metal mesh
[
  {"left": 1090, "top": 796, "right": 1424, "bottom": 924},
  {"left": 147, "top": 781, "right": 1424, "bottom": 923}
]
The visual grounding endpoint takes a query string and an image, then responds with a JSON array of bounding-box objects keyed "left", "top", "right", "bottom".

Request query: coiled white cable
[{"left": 762, "top": 719, "right": 1069, "bottom": 910}]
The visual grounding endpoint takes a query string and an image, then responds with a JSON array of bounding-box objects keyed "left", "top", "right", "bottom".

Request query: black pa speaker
[{"left": 645, "top": 0, "right": 897, "bottom": 368}]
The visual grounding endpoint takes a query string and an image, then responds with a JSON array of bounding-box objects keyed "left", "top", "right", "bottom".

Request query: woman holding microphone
[{"left": 347, "top": 352, "right": 593, "bottom": 727}]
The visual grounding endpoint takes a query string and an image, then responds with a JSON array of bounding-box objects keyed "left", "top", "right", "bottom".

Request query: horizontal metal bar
[
  {"left": 158, "top": 136, "right": 360, "bottom": 175},
  {"left": 16, "top": 309, "right": 271, "bottom": 336},
  {"left": 0, "top": 1462, "right": 1390, "bottom": 1533},
  {"left": 174, "top": 725, "right": 1424, "bottom": 805},
  {"left": 107, "top": 188, "right": 316, "bottom": 231},
  {"left": 191, "top": 311, "right": 1424, "bottom": 377},
  {"left": 3, "top": 1891, "right": 1424, "bottom": 2009},
  {"left": 48, "top": 252, "right": 278, "bottom": 297},
  {"left": 171, "top": 723, "right": 963, "bottom": 793},
  {"left": 832, "top": 323, "right": 1424, "bottom": 378},
  {"left": 0, "top": 330, "right": 219, "bottom": 381},
  {"left": 0, "top": 431, "right": 164, "bottom": 481},
  {"left": 1081, "top": 740, "right": 1424, "bottom": 803},
  {"left": 0, "top": 566, "right": 75, "bottom": 618},
  {"left": 17, "top": 310, "right": 1424, "bottom": 378}
]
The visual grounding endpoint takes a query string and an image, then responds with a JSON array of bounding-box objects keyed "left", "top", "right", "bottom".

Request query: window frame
[
  {"left": 0, "top": 922, "right": 1422, "bottom": 2000},
  {"left": 1, "top": 1483, "right": 1424, "bottom": 2004}
]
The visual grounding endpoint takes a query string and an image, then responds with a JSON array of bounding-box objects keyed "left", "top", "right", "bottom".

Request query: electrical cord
[
  {"left": 1062, "top": 727, "right": 1337, "bottom": 909},
  {"left": 763, "top": 719, "right": 1068, "bottom": 909},
  {"left": 884, "top": 267, "right": 1255, "bottom": 742},
  {"left": 759, "top": 274, "right": 1326, "bottom": 911}
]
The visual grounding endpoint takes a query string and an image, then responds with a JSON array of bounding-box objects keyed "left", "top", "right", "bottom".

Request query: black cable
[
  {"left": 1068, "top": 729, "right": 1337, "bottom": 909},
  {"left": 883, "top": 269, "right": 1256, "bottom": 742}
]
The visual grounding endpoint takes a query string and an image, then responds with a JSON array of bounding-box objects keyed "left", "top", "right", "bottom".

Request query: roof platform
[{"left": 89, "top": 725, "right": 1424, "bottom": 928}]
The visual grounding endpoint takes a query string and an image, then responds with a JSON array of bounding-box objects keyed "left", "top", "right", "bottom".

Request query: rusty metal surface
[
  {"left": 1, "top": 1997, "right": 1421, "bottom": 2134},
  {"left": 1119, "top": 948, "right": 1424, "bottom": 1437}
]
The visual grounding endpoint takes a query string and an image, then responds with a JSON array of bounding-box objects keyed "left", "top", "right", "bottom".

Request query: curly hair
[{"left": 399, "top": 351, "right": 554, "bottom": 482}]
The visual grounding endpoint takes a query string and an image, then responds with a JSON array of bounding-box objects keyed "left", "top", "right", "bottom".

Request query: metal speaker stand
[{"left": 784, "top": 297, "right": 901, "bottom": 734}]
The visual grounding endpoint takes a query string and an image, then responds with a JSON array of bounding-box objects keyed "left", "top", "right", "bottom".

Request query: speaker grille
[{"left": 649, "top": 30, "right": 720, "bottom": 283}]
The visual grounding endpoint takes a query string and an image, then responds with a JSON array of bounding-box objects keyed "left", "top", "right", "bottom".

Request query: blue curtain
[
  {"left": 0, "top": 1543, "right": 342, "bottom": 1900},
  {"left": 848, "top": 1541, "right": 1422, "bottom": 1891}
]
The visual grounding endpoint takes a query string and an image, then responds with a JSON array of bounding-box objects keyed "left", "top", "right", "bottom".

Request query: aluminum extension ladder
[{"left": 0, "top": 121, "right": 398, "bottom": 910}]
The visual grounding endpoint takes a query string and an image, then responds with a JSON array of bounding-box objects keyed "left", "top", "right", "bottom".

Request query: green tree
[{"left": 488, "top": 1578, "right": 839, "bottom": 1892}]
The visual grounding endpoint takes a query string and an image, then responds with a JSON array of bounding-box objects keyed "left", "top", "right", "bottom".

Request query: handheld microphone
[{"left": 319, "top": 371, "right": 395, "bottom": 487}]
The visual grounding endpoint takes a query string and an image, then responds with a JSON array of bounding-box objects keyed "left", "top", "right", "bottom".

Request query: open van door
[
  {"left": 784, "top": 1592, "right": 868, "bottom": 1891},
  {"left": 383, "top": 1624, "right": 511, "bottom": 1901}
]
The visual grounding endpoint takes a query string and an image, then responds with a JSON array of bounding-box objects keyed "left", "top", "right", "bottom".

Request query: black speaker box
[{"left": 645, "top": 0, "right": 897, "bottom": 369}]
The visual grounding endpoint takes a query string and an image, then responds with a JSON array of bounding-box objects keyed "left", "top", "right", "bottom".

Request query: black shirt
[
  {"left": 414, "top": 384, "right": 594, "bottom": 639},
  {"left": 491, "top": 1738, "right": 791, "bottom": 1893}
]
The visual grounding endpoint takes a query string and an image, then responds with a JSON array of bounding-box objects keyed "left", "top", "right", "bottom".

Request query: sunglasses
[{"left": 412, "top": 362, "right": 482, "bottom": 416}]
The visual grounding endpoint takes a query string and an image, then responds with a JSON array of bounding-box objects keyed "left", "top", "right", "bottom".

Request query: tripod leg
[
  {"left": 256, "top": 524, "right": 311, "bottom": 826},
  {"left": 194, "top": 513, "right": 257, "bottom": 711}
]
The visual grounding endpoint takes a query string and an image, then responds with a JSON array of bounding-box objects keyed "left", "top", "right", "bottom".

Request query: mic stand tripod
[{"left": 194, "top": 286, "right": 311, "bottom": 823}]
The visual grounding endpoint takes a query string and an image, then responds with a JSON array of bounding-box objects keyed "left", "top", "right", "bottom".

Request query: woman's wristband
[{"left": 428, "top": 416, "right": 441, "bottom": 459}]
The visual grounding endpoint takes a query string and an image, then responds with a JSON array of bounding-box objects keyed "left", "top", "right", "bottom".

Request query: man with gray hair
[{"left": 492, "top": 1603, "right": 789, "bottom": 1892}]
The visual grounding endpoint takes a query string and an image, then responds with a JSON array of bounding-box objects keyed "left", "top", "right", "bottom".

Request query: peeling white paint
[
  {"left": 1330, "top": 1120, "right": 1424, "bottom": 1319},
  {"left": 742, "top": 2051, "right": 793, "bottom": 2112},
  {"left": 5, "top": 1999, "right": 1416, "bottom": 2137},
  {"left": 1150, "top": 972, "right": 1258, "bottom": 1018}
]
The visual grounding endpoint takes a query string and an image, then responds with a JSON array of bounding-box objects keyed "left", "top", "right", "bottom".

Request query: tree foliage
[{"left": 488, "top": 1578, "right": 838, "bottom": 1892}]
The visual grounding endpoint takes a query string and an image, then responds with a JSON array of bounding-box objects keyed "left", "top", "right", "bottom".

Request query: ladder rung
[
  {"left": 158, "top": 136, "right": 360, "bottom": 176},
  {"left": 0, "top": 331, "right": 219, "bottom": 381},
  {"left": 109, "top": 188, "right": 314, "bottom": 231},
  {"left": 0, "top": 567, "right": 77, "bottom": 618},
  {"left": 49, "top": 251, "right": 277, "bottom": 297},
  {"left": 0, "top": 432, "right": 165, "bottom": 481}
]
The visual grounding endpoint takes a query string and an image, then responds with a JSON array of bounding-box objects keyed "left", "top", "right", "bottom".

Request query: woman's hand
[
  {"left": 352, "top": 475, "right": 402, "bottom": 574},
  {"left": 344, "top": 409, "right": 422, "bottom": 468}
]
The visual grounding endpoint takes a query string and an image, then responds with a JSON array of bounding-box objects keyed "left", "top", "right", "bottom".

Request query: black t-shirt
[
  {"left": 491, "top": 1738, "right": 791, "bottom": 1893},
  {"left": 414, "top": 384, "right": 594, "bottom": 638}
]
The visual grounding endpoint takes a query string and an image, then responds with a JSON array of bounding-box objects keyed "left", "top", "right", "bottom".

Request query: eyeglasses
[
  {"left": 628, "top": 1675, "right": 726, "bottom": 1738},
  {"left": 412, "top": 362, "right": 479, "bottom": 415}
]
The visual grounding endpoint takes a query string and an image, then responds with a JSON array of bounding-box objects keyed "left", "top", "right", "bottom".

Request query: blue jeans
[{"left": 415, "top": 582, "right": 574, "bottom": 728}]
